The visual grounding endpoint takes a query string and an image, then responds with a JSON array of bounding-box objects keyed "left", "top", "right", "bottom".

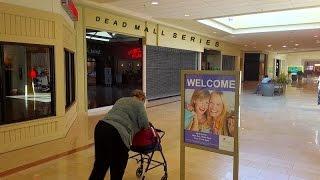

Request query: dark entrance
[
  {"left": 244, "top": 53, "right": 260, "bottom": 81},
  {"left": 86, "top": 29, "right": 143, "bottom": 109}
]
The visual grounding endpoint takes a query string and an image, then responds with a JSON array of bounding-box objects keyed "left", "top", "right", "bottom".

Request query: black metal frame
[
  {"left": 0, "top": 45, "right": 4, "bottom": 122},
  {"left": 129, "top": 128, "right": 168, "bottom": 180}
]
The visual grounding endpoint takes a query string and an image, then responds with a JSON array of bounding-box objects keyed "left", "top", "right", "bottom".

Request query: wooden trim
[{"left": 0, "top": 143, "right": 94, "bottom": 177}]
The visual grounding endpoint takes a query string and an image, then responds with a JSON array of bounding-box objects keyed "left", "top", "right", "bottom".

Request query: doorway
[
  {"left": 86, "top": 29, "right": 143, "bottom": 109},
  {"left": 244, "top": 53, "right": 260, "bottom": 81}
]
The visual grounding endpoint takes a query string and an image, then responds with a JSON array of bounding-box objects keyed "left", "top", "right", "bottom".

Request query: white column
[
  {"left": 143, "top": 44, "right": 147, "bottom": 93},
  {"left": 198, "top": 52, "right": 202, "bottom": 70}
]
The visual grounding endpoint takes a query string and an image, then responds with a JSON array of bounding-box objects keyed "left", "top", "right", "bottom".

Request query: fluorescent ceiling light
[
  {"left": 86, "top": 36, "right": 110, "bottom": 42},
  {"left": 198, "top": 7, "right": 320, "bottom": 34},
  {"left": 87, "top": 31, "right": 112, "bottom": 38},
  {"left": 314, "top": 64, "right": 320, "bottom": 66},
  {"left": 184, "top": 14, "right": 190, "bottom": 17},
  {"left": 151, "top": 1, "right": 158, "bottom": 5},
  {"left": 282, "top": 45, "right": 287, "bottom": 48}
]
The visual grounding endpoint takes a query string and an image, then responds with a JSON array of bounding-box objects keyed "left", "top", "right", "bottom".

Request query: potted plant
[{"left": 276, "top": 73, "right": 289, "bottom": 94}]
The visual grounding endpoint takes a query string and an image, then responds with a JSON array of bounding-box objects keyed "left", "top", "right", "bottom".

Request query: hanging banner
[{"left": 180, "top": 70, "right": 240, "bottom": 180}]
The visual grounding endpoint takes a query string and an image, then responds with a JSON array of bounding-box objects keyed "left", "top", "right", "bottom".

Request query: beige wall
[
  {"left": 285, "top": 51, "right": 320, "bottom": 68},
  {"left": 0, "top": 1, "right": 242, "bottom": 174},
  {"left": 267, "top": 52, "right": 288, "bottom": 77},
  {"left": 266, "top": 51, "right": 320, "bottom": 78},
  {"left": 0, "top": 2, "right": 82, "bottom": 173},
  {"left": 0, "top": 0, "right": 74, "bottom": 27}
]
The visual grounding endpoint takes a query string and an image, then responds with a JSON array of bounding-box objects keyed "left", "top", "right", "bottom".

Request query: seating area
[{"left": 256, "top": 83, "right": 285, "bottom": 96}]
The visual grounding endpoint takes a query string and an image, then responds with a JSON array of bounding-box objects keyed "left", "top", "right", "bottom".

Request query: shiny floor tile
[{"left": 3, "top": 82, "right": 320, "bottom": 180}]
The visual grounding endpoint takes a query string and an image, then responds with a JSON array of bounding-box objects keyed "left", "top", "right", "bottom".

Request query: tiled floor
[{"left": 3, "top": 82, "right": 320, "bottom": 180}]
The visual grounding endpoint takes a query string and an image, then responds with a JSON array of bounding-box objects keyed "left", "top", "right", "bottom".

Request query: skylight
[{"left": 198, "top": 7, "right": 320, "bottom": 34}]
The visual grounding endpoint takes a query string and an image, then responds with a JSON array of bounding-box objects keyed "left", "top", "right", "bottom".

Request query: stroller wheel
[
  {"left": 161, "top": 174, "right": 168, "bottom": 180},
  {"left": 136, "top": 167, "right": 143, "bottom": 177}
]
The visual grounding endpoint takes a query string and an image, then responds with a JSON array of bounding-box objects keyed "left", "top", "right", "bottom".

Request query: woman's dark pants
[{"left": 89, "top": 121, "right": 129, "bottom": 180}]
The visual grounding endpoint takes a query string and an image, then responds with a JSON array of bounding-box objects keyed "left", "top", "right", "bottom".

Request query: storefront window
[
  {"left": 0, "top": 43, "right": 55, "bottom": 125},
  {"left": 65, "top": 50, "right": 75, "bottom": 109},
  {"left": 86, "top": 29, "right": 142, "bottom": 109}
]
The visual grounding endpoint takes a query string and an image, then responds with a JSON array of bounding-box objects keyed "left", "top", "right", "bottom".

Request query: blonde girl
[
  {"left": 186, "top": 89, "right": 211, "bottom": 132},
  {"left": 207, "top": 91, "right": 227, "bottom": 135}
]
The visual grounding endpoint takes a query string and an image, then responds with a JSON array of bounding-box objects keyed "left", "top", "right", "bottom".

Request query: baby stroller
[{"left": 129, "top": 123, "right": 168, "bottom": 180}]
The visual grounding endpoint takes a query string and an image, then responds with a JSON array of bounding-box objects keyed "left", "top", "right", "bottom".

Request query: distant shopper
[
  {"left": 318, "top": 75, "right": 320, "bottom": 105},
  {"left": 89, "top": 90, "right": 149, "bottom": 180},
  {"left": 256, "top": 75, "right": 272, "bottom": 94},
  {"left": 261, "top": 75, "right": 272, "bottom": 84}
]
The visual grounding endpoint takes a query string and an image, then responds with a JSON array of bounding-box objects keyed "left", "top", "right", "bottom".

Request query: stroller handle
[{"left": 149, "top": 122, "right": 165, "bottom": 139}]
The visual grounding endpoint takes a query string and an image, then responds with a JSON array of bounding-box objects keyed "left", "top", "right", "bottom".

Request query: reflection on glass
[
  {"left": 0, "top": 44, "right": 55, "bottom": 125},
  {"left": 86, "top": 29, "right": 143, "bottom": 109}
]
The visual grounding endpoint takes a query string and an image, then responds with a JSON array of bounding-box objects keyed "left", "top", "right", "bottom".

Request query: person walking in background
[{"left": 89, "top": 89, "right": 149, "bottom": 180}]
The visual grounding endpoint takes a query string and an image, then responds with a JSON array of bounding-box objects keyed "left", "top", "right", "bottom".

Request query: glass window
[
  {"left": 86, "top": 29, "right": 142, "bottom": 109},
  {"left": 65, "top": 50, "right": 75, "bottom": 109},
  {"left": 0, "top": 43, "right": 55, "bottom": 125}
]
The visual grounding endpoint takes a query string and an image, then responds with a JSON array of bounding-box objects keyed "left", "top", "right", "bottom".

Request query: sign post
[{"left": 180, "top": 70, "right": 240, "bottom": 180}]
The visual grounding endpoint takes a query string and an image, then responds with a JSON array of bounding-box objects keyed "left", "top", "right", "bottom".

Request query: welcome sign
[{"left": 180, "top": 70, "right": 240, "bottom": 180}]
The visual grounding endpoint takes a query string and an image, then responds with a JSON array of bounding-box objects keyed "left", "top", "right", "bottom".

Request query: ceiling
[{"left": 82, "top": 0, "right": 320, "bottom": 53}]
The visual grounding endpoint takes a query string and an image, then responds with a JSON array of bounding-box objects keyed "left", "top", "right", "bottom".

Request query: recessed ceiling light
[
  {"left": 282, "top": 45, "right": 287, "bottom": 48},
  {"left": 184, "top": 14, "right": 190, "bottom": 17},
  {"left": 314, "top": 35, "right": 318, "bottom": 38},
  {"left": 267, "top": 44, "right": 272, "bottom": 47},
  {"left": 151, "top": 1, "right": 159, "bottom": 5},
  {"left": 295, "top": 43, "right": 299, "bottom": 46}
]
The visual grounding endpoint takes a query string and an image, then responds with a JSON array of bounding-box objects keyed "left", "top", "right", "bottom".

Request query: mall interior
[{"left": 0, "top": 0, "right": 320, "bottom": 179}]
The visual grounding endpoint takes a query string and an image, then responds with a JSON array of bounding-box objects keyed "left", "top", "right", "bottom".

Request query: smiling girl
[
  {"left": 186, "top": 89, "right": 211, "bottom": 132},
  {"left": 207, "top": 91, "right": 227, "bottom": 135}
]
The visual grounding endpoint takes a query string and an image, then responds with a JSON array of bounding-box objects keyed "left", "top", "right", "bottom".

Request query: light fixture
[
  {"left": 213, "top": 31, "right": 217, "bottom": 34},
  {"left": 184, "top": 14, "right": 190, "bottom": 17},
  {"left": 244, "top": 44, "right": 248, "bottom": 47},
  {"left": 86, "top": 36, "right": 110, "bottom": 42},
  {"left": 295, "top": 43, "right": 299, "bottom": 46},
  {"left": 198, "top": 6, "right": 320, "bottom": 34},
  {"left": 282, "top": 45, "right": 287, "bottom": 48},
  {"left": 87, "top": 31, "right": 112, "bottom": 38},
  {"left": 151, "top": 1, "right": 159, "bottom": 5},
  {"left": 314, "top": 35, "right": 318, "bottom": 38},
  {"left": 314, "top": 64, "right": 320, "bottom": 66},
  {"left": 267, "top": 44, "right": 272, "bottom": 47}
]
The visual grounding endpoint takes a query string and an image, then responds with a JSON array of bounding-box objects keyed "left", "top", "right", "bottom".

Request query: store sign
[
  {"left": 94, "top": 15, "right": 220, "bottom": 48},
  {"left": 61, "top": 0, "right": 78, "bottom": 21},
  {"left": 128, "top": 48, "right": 142, "bottom": 59}
]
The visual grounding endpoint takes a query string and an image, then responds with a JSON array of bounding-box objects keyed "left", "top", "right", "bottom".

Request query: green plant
[{"left": 277, "top": 73, "right": 289, "bottom": 84}]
